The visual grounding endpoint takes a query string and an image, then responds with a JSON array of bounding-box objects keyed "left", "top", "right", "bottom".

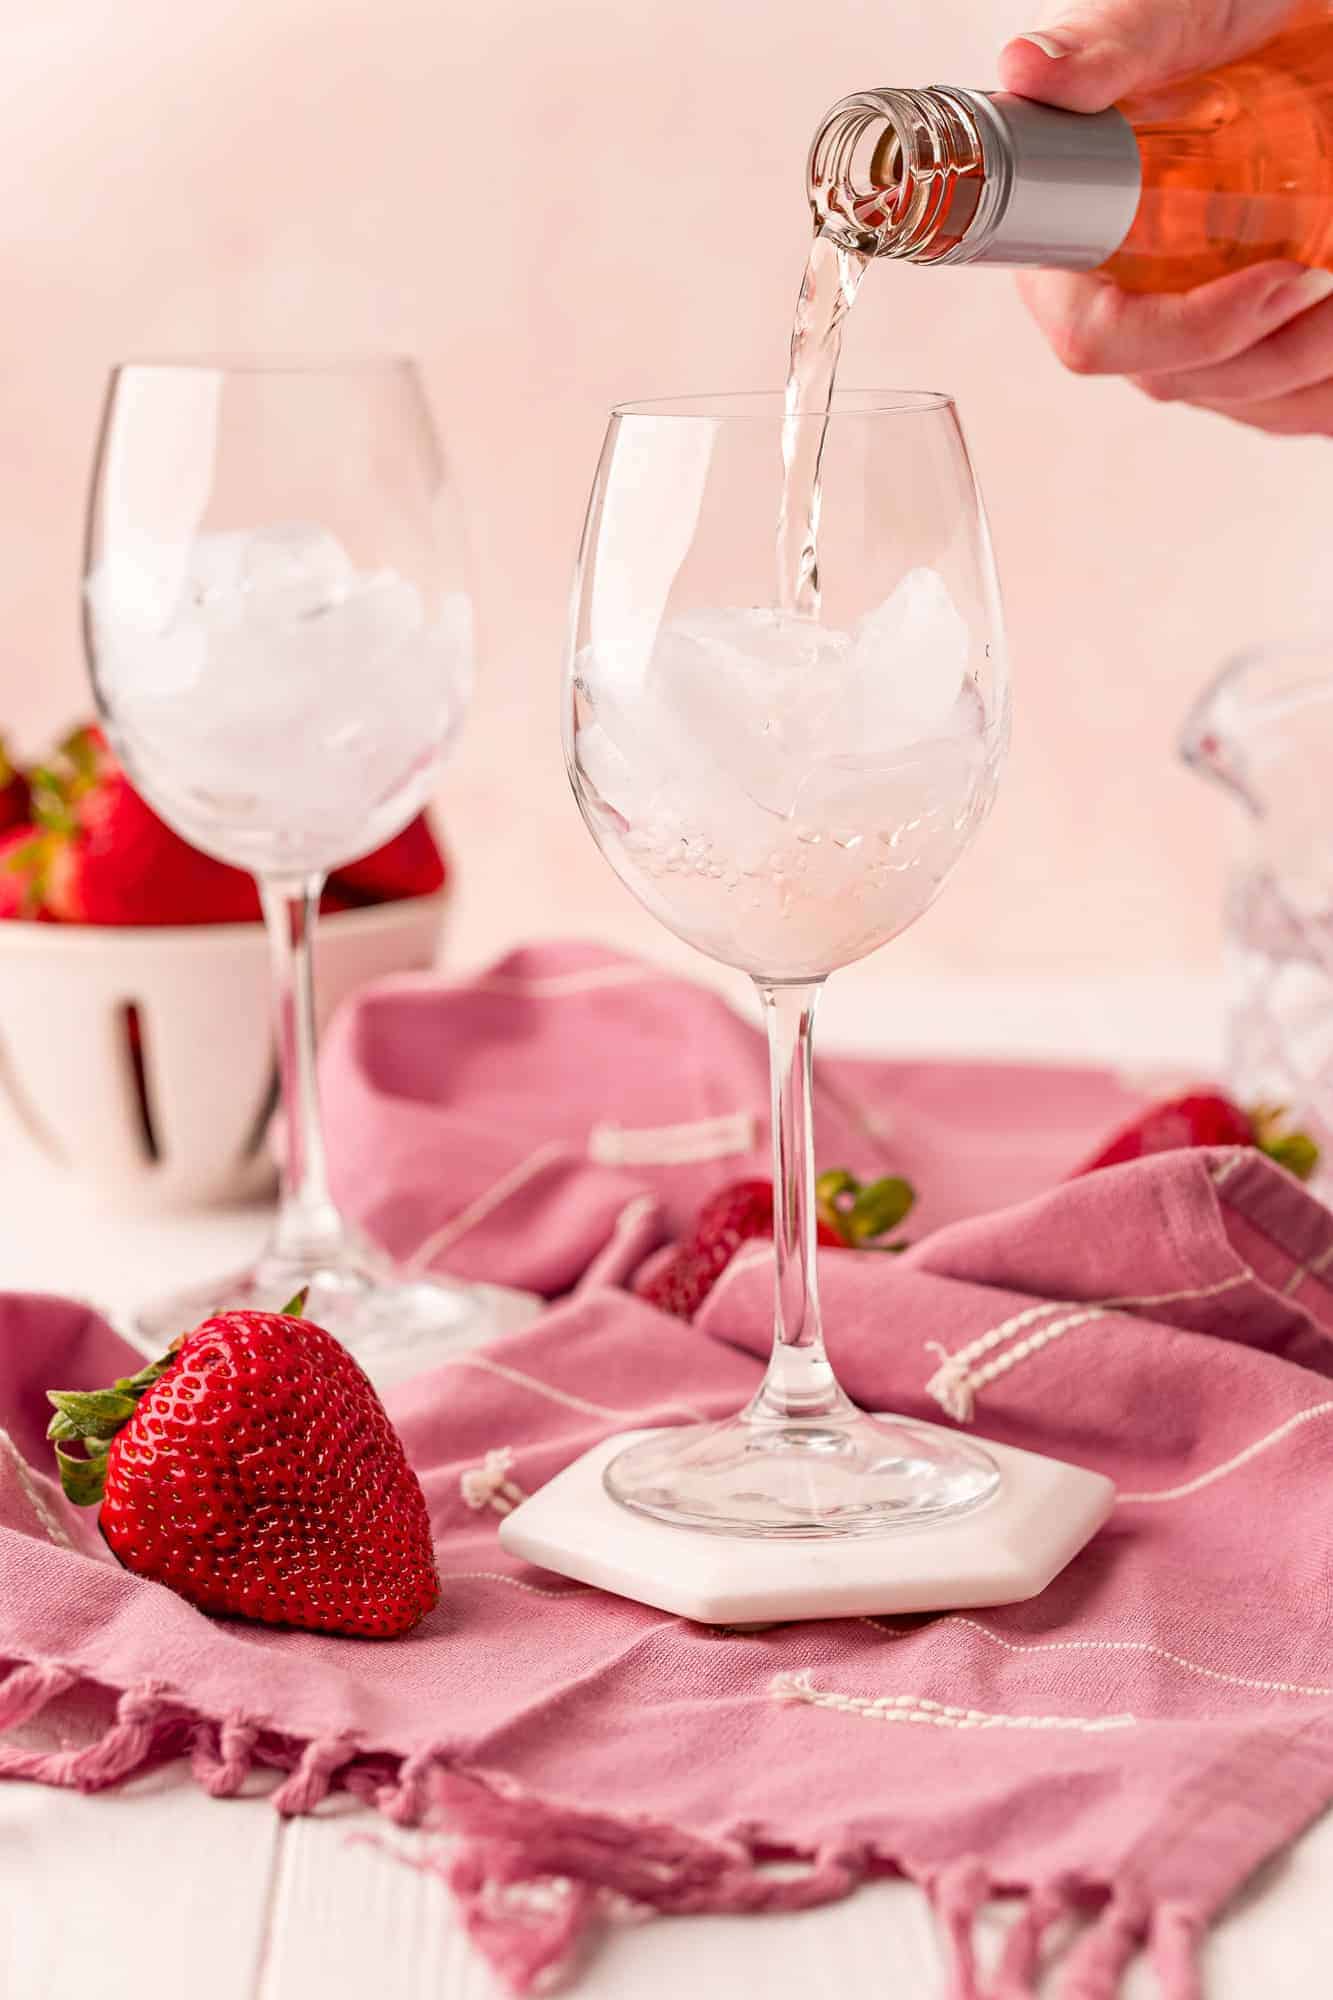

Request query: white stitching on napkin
[
  {"left": 406, "top": 1142, "right": 566, "bottom": 1271},
  {"left": 927, "top": 1307, "right": 1110, "bottom": 1420},
  {"left": 0, "top": 1431, "right": 74, "bottom": 1550},
  {"left": 444, "top": 1352, "right": 708, "bottom": 1425},
  {"left": 445, "top": 1570, "right": 596, "bottom": 1599},
  {"left": 770, "top": 1670, "right": 1136, "bottom": 1733},
  {"left": 925, "top": 1273, "right": 1251, "bottom": 1422},
  {"left": 459, "top": 1449, "right": 527, "bottom": 1515},
  {"left": 862, "top": 1612, "right": 1333, "bottom": 1699},
  {"left": 588, "top": 1112, "right": 756, "bottom": 1167},
  {"left": 1281, "top": 1236, "right": 1333, "bottom": 1297},
  {"left": 1118, "top": 1401, "right": 1333, "bottom": 1504}
]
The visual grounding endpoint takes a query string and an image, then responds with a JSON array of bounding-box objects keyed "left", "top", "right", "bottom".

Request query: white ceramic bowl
[{"left": 0, "top": 895, "right": 444, "bottom": 1211}]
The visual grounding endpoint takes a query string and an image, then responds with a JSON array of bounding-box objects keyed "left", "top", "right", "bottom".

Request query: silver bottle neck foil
[{"left": 935, "top": 87, "right": 1142, "bottom": 269}]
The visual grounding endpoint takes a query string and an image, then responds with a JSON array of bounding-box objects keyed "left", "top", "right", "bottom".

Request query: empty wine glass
[
  {"left": 564, "top": 390, "right": 1008, "bottom": 1536},
  {"left": 84, "top": 357, "right": 491, "bottom": 1363}
]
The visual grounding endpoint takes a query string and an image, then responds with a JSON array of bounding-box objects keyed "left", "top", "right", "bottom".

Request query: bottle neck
[{"left": 808, "top": 86, "right": 1142, "bottom": 271}]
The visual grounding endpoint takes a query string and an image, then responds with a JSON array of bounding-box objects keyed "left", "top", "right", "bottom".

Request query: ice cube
[
  {"left": 845, "top": 568, "right": 972, "bottom": 748},
  {"left": 644, "top": 607, "right": 849, "bottom": 819},
  {"left": 238, "top": 523, "right": 355, "bottom": 623},
  {"left": 85, "top": 547, "right": 189, "bottom": 636},
  {"left": 576, "top": 717, "right": 639, "bottom": 822},
  {"left": 791, "top": 731, "right": 985, "bottom": 830},
  {"left": 88, "top": 525, "right": 472, "bottom": 868},
  {"left": 577, "top": 608, "right": 855, "bottom": 872},
  {"left": 574, "top": 595, "right": 999, "bottom": 895}
]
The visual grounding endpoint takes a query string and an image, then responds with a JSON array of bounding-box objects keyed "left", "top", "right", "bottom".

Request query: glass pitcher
[{"left": 1181, "top": 644, "right": 1333, "bottom": 1181}]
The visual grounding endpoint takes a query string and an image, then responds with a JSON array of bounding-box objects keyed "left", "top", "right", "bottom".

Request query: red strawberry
[
  {"left": 47, "top": 1299, "right": 440, "bottom": 1638},
  {"left": 32, "top": 726, "right": 261, "bottom": 926},
  {"left": 1076, "top": 1089, "right": 1319, "bottom": 1183},
  {"left": 638, "top": 1180, "right": 776, "bottom": 1319},
  {"left": 637, "top": 1169, "right": 917, "bottom": 1321},
  {"left": 0, "top": 736, "right": 29, "bottom": 832},
  {"left": 329, "top": 813, "right": 448, "bottom": 906}
]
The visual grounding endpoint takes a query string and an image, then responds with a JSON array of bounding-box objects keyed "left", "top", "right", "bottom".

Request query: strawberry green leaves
[
  {"left": 45, "top": 1388, "right": 139, "bottom": 1440},
  {"left": 51, "top": 1436, "right": 112, "bottom": 1508},
  {"left": 1250, "top": 1105, "right": 1320, "bottom": 1183},
  {"left": 815, "top": 1168, "right": 916, "bottom": 1249},
  {"left": 45, "top": 1350, "right": 179, "bottom": 1505}
]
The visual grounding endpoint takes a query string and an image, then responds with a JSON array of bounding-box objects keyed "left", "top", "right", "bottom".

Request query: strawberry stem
[
  {"left": 847, "top": 1175, "right": 915, "bottom": 1244},
  {"left": 814, "top": 1169, "right": 858, "bottom": 1245},
  {"left": 52, "top": 1438, "right": 111, "bottom": 1508},
  {"left": 814, "top": 1167, "right": 917, "bottom": 1247},
  {"left": 1250, "top": 1105, "right": 1321, "bottom": 1184},
  {"left": 45, "top": 1349, "right": 179, "bottom": 1506},
  {"left": 57, "top": 726, "right": 104, "bottom": 790},
  {"left": 27, "top": 767, "right": 77, "bottom": 835}
]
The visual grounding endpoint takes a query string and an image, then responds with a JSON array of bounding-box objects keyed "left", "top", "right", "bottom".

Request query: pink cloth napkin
[{"left": 5, "top": 941, "right": 1333, "bottom": 2000}]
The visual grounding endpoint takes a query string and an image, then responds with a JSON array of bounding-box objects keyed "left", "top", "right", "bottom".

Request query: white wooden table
[{"left": 5, "top": 973, "right": 1332, "bottom": 1999}]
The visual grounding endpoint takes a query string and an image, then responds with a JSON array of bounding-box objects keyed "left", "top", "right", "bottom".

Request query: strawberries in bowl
[
  {"left": 0, "top": 735, "right": 30, "bottom": 832},
  {"left": 0, "top": 724, "right": 449, "bottom": 925},
  {"left": 0, "top": 723, "right": 451, "bottom": 1208},
  {"left": 329, "top": 813, "right": 448, "bottom": 907},
  {"left": 24, "top": 726, "right": 261, "bottom": 926}
]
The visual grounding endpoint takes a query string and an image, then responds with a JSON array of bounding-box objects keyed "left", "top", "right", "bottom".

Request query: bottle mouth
[{"left": 806, "top": 88, "right": 988, "bottom": 260}]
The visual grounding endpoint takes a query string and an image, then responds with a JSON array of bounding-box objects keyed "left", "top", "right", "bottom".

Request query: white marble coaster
[{"left": 499, "top": 1423, "right": 1115, "bottom": 1624}]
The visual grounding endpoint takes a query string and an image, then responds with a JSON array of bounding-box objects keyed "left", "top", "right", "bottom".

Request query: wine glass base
[
  {"left": 603, "top": 1409, "right": 1000, "bottom": 1540},
  {"left": 126, "top": 1244, "right": 537, "bottom": 1387},
  {"left": 500, "top": 1424, "right": 1116, "bottom": 1623}
]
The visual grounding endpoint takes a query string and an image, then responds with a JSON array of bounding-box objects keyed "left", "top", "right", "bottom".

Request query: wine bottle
[{"left": 809, "top": 15, "right": 1333, "bottom": 292}]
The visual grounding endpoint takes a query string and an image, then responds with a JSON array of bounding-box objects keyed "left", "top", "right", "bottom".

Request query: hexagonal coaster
[{"left": 498, "top": 1424, "right": 1115, "bottom": 1625}]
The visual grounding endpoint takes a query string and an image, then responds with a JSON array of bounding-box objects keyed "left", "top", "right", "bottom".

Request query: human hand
[{"left": 1000, "top": 3, "right": 1333, "bottom": 435}]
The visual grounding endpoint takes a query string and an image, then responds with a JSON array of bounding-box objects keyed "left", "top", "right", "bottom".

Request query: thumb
[{"left": 998, "top": 0, "right": 1308, "bottom": 113}]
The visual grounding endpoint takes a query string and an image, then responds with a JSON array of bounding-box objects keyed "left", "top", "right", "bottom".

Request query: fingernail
[
  {"left": 1019, "top": 30, "right": 1075, "bottom": 57},
  {"left": 1268, "top": 269, "right": 1333, "bottom": 318}
]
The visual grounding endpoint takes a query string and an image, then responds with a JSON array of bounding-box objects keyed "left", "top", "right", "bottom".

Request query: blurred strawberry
[
  {"left": 637, "top": 1169, "right": 916, "bottom": 1321},
  {"left": 28, "top": 724, "right": 261, "bottom": 926},
  {"left": 0, "top": 737, "right": 29, "bottom": 832},
  {"left": 0, "top": 826, "right": 53, "bottom": 919},
  {"left": 328, "top": 814, "right": 448, "bottom": 906},
  {"left": 637, "top": 1180, "right": 777, "bottom": 1320},
  {"left": 55, "top": 721, "right": 111, "bottom": 784},
  {"left": 1075, "top": 1089, "right": 1319, "bottom": 1183}
]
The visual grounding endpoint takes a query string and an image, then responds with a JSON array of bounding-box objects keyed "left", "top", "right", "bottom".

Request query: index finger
[{"left": 997, "top": 0, "right": 1304, "bottom": 112}]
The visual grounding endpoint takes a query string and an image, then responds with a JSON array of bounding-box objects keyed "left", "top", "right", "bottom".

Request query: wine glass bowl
[
  {"left": 566, "top": 391, "right": 1005, "bottom": 983},
  {"left": 564, "top": 389, "right": 1009, "bottom": 1539},
  {"left": 83, "top": 357, "right": 489, "bottom": 1368},
  {"left": 85, "top": 359, "right": 470, "bottom": 883}
]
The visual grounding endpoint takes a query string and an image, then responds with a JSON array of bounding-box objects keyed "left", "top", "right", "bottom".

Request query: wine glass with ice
[
  {"left": 84, "top": 358, "right": 491, "bottom": 1361},
  {"left": 564, "top": 389, "right": 1008, "bottom": 1536}
]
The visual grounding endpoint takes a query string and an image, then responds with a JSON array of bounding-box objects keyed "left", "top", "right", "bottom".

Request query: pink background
[{"left": 3, "top": 0, "right": 1326, "bottom": 993}]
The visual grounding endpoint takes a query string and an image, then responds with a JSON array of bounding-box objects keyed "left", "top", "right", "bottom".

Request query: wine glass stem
[
  {"left": 259, "top": 875, "right": 346, "bottom": 1268},
  {"left": 747, "top": 979, "right": 852, "bottom": 1426}
]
